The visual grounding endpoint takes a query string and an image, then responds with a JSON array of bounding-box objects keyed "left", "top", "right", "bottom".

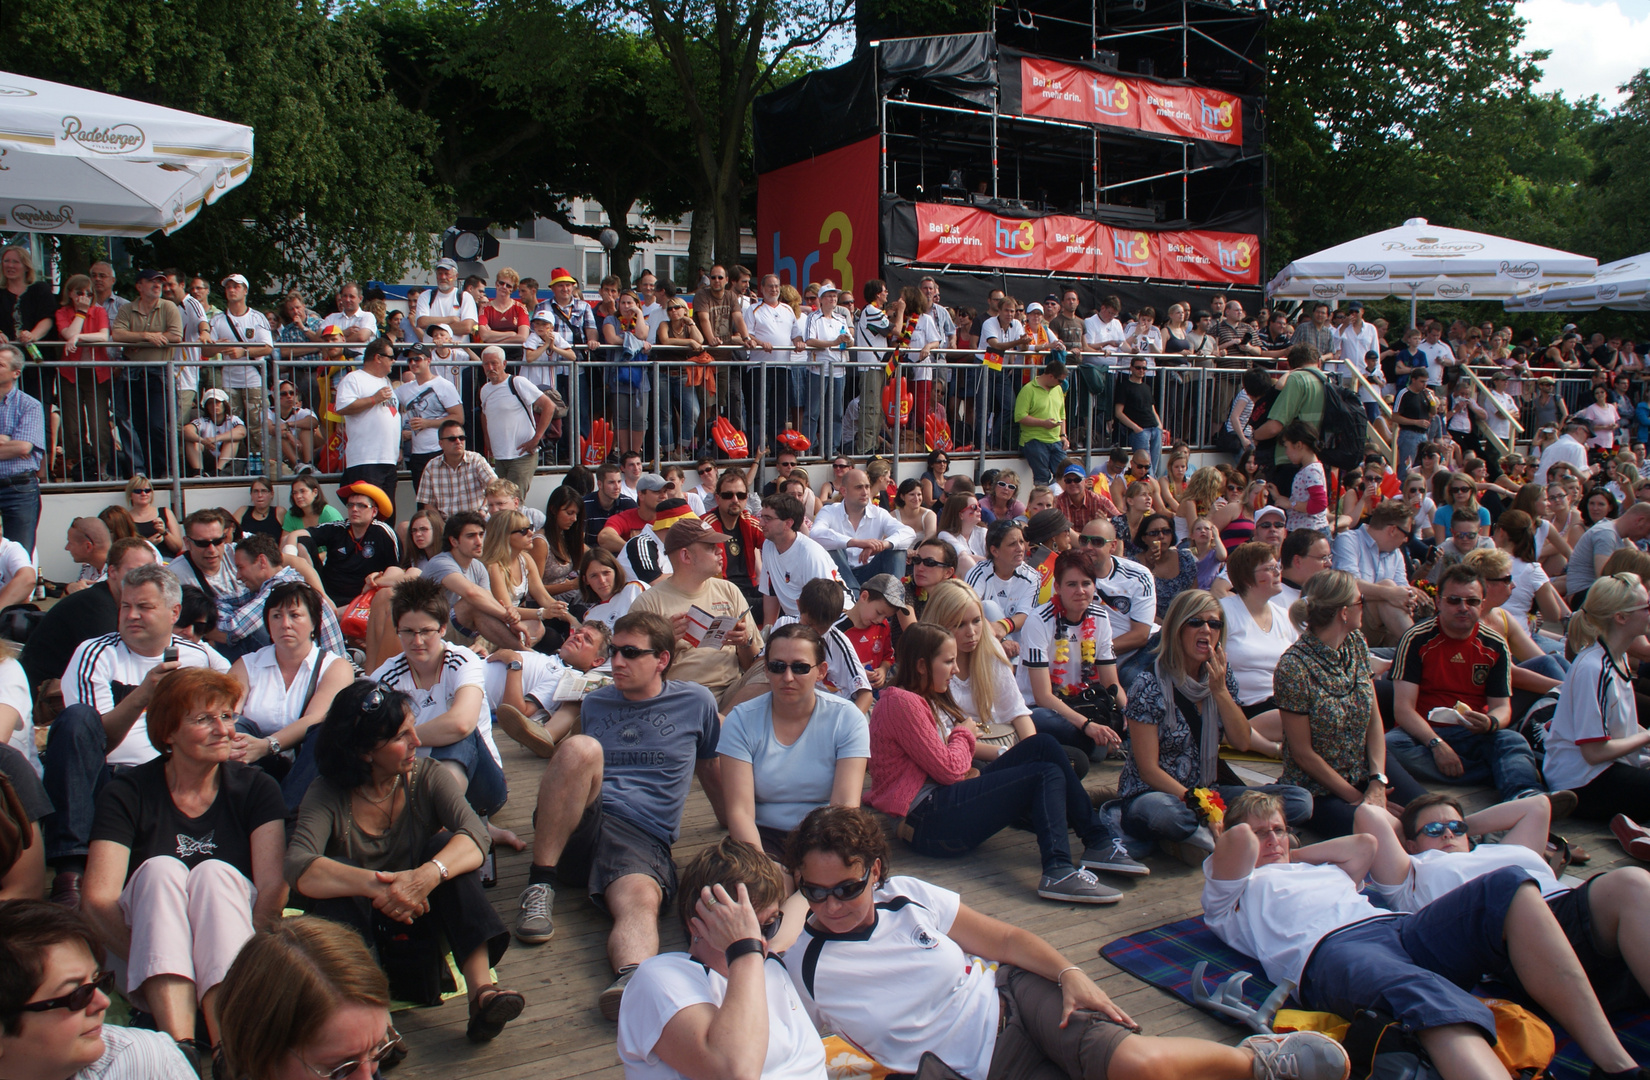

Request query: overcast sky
[{"left": 1522, "top": 0, "right": 1650, "bottom": 107}]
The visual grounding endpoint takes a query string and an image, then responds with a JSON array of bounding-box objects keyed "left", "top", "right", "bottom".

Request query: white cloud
[{"left": 1520, "top": 0, "right": 1650, "bottom": 106}]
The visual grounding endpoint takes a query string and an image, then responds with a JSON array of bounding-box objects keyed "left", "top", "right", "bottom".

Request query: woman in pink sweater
[{"left": 866, "top": 624, "right": 1141, "bottom": 904}]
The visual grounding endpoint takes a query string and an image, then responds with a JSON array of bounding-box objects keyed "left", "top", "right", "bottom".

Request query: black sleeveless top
[{"left": 237, "top": 507, "right": 284, "bottom": 541}]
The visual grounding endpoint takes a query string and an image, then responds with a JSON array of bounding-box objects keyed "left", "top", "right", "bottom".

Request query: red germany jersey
[{"left": 1391, "top": 618, "right": 1512, "bottom": 715}]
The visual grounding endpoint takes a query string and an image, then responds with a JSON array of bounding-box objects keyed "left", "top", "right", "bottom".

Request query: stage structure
[{"left": 754, "top": 0, "right": 1267, "bottom": 315}]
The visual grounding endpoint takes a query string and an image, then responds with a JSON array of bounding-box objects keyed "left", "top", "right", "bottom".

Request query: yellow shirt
[{"left": 1014, "top": 380, "right": 1065, "bottom": 446}]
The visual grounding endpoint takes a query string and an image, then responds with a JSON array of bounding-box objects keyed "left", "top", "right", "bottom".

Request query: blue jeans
[
  {"left": 423, "top": 729, "right": 509, "bottom": 817},
  {"left": 0, "top": 476, "right": 40, "bottom": 553},
  {"left": 902, "top": 733, "right": 1115, "bottom": 874},
  {"left": 1122, "top": 783, "right": 1313, "bottom": 843},
  {"left": 1022, "top": 439, "right": 1066, "bottom": 486},
  {"left": 659, "top": 370, "right": 699, "bottom": 453},
  {"left": 1130, "top": 425, "right": 1163, "bottom": 473},
  {"left": 235, "top": 717, "right": 321, "bottom": 812},
  {"left": 1386, "top": 723, "right": 1546, "bottom": 803},
  {"left": 1396, "top": 429, "right": 1426, "bottom": 475},
  {"left": 809, "top": 372, "right": 846, "bottom": 453},
  {"left": 41, "top": 705, "right": 117, "bottom": 863},
  {"left": 833, "top": 546, "right": 907, "bottom": 591},
  {"left": 1116, "top": 647, "right": 1155, "bottom": 699}
]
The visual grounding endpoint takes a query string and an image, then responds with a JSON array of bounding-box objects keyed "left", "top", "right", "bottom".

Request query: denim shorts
[{"left": 1299, "top": 865, "right": 1537, "bottom": 1039}]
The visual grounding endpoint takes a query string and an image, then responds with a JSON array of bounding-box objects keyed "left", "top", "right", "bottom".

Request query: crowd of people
[{"left": 5, "top": 248, "right": 1650, "bottom": 1078}]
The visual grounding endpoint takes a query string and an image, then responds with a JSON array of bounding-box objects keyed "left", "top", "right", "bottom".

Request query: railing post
[
  {"left": 569, "top": 346, "right": 582, "bottom": 465},
  {"left": 650, "top": 355, "right": 662, "bottom": 471},
  {"left": 166, "top": 351, "right": 183, "bottom": 513}
]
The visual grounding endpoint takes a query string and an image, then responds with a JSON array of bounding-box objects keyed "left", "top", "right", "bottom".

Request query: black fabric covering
[
  {"left": 876, "top": 33, "right": 998, "bottom": 107},
  {"left": 753, "top": 55, "right": 879, "bottom": 175}
]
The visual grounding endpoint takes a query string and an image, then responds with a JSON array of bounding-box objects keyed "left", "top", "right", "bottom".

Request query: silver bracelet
[
  {"left": 1055, "top": 965, "right": 1082, "bottom": 984},
  {"left": 430, "top": 857, "right": 449, "bottom": 881}
]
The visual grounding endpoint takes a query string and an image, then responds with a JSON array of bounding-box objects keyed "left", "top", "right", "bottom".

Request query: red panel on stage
[
  {"left": 756, "top": 136, "right": 879, "bottom": 298},
  {"left": 1040, "top": 215, "right": 1102, "bottom": 274},
  {"left": 1157, "top": 230, "right": 1261, "bottom": 285},
  {"left": 1018, "top": 57, "right": 1242, "bottom": 145},
  {"left": 914, "top": 205, "right": 1039, "bottom": 267},
  {"left": 1098, "top": 227, "right": 1160, "bottom": 278}
]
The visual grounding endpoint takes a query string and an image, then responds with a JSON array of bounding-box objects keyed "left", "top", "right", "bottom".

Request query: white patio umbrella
[
  {"left": 0, "top": 70, "right": 253, "bottom": 238},
  {"left": 1505, "top": 252, "right": 1649, "bottom": 313},
  {"left": 1267, "top": 217, "right": 1597, "bottom": 326}
]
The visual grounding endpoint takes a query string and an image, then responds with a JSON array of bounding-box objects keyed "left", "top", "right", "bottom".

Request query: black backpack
[{"left": 1307, "top": 367, "right": 1370, "bottom": 472}]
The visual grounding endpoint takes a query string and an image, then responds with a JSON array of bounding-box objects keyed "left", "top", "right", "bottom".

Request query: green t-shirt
[
  {"left": 1015, "top": 380, "right": 1066, "bottom": 446},
  {"left": 283, "top": 503, "right": 344, "bottom": 532},
  {"left": 1270, "top": 366, "right": 1327, "bottom": 464}
]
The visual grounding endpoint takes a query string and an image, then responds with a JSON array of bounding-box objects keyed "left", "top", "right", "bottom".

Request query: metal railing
[{"left": 12, "top": 339, "right": 1627, "bottom": 508}]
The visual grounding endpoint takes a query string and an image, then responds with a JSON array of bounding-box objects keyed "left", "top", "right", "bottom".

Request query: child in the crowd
[
  {"left": 835, "top": 573, "right": 906, "bottom": 690},
  {"left": 1280, "top": 420, "right": 1329, "bottom": 536}
]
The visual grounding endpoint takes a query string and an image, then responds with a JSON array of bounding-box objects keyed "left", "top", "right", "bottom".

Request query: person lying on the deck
[
  {"left": 1356, "top": 793, "right": 1650, "bottom": 1014},
  {"left": 1205, "top": 790, "right": 1647, "bottom": 1080},
  {"left": 782, "top": 805, "right": 1351, "bottom": 1080},
  {"left": 616, "top": 838, "right": 828, "bottom": 1080}
]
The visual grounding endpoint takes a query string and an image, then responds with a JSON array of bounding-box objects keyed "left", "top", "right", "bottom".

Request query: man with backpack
[
  {"left": 477, "top": 345, "right": 553, "bottom": 499},
  {"left": 1252, "top": 342, "right": 1367, "bottom": 493}
]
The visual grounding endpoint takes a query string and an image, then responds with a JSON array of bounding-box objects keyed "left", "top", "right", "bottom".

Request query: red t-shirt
[
  {"left": 482, "top": 301, "right": 529, "bottom": 336},
  {"left": 1391, "top": 619, "right": 1512, "bottom": 715},
  {"left": 836, "top": 615, "right": 892, "bottom": 669},
  {"left": 602, "top": 507, "right": 650, "bottom": 540},
  {"left": 54, "top": 304, "right": 111, "bottom": 383}
]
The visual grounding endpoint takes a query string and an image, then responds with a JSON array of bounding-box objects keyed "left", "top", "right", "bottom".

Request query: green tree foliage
[
  {"left": 1575, "top": 72, "right": 1650, "bottom": 264},
  {"left": 2, "top": 0, "right": 449, "bottom": 299}
]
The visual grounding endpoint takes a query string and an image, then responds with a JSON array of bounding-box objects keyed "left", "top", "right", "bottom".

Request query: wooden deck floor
[{"left": 388, "top": 742, "right": 1637, "bottom": 1079}]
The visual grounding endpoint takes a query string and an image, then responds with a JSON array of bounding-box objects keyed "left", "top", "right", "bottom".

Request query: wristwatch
[
  {"left": 1427, "top": 736, "right": 1444, "bottom": 749},
  {"left": 1368, "top": 772, "right": 1390, "bottom": 787},
  {"left": 506, "top": 660, "right": 523, "bottom": 672},
  {"left": 268, "top": 736, "right": 281, "bottom": 756}
]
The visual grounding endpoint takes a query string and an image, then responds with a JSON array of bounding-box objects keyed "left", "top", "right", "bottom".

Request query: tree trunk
[
  {"left": 687, "top": 187, "right": 716, "bottom": 285},
  {"left": 714, "top": 173, "right": 745, "bottom": 272}
]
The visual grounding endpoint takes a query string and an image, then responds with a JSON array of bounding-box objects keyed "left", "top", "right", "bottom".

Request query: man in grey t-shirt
[
  {"left": 515, "top": 610, "right": 723, "bottom": 1021},
  {"left": 1566, "top": 503, "right": 1650, "bottom": 603},
  {"left": 418, "top": 510, "right": 534, "bottom": 649}
]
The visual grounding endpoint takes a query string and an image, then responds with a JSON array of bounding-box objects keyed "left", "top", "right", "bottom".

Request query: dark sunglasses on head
[
  {"left": 766, "top": 659, "right": 817, "bottom": 676},
  {"left": 797, "top": 865, "right": 874, "bottom": 904},
  {"left": 1417, "top": 820, "right": 1469, "bottom": 839},
  {"left": 1184, "top": 617, "right": 1224, "bottom": 631},
  {"left": 12, "top": 970, "right": 114, "bottom": 1015},
  {"left": 189, "top": 535, "right": 227, "bottom": 547},
  {"left": 913, "top": 556, "right": 955, "bottom": 569},
  {"left": 613, "top": 644, "right": 660, "bottom": 660}
]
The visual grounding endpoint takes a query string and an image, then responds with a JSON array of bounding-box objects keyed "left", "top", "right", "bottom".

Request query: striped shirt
[
  {"left": 370, "top": 643, "right": 498, "bottom": 767},
  {"left": 220, "top": 565, "right": 348, "bottom": 657},
  {"left": 79, "top": 1024, "right": 198, "bottom": 1079},
  {"left": 64, "top": 633, "right": 216, "bottom": 766},
  {"left": 0, "top": 387, "right": 44, "bottom": 477}
]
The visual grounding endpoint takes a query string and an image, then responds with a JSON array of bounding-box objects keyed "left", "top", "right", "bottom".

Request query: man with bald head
[
  {"left": 63, "top": 517, "right": 111, "bottom": 594},
  {"left": 811, "top": 467, "right": 918, "bottom": 586}
]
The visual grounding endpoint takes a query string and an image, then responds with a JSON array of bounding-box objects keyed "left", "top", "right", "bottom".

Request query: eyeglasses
[
  {"left": 185, "top": 711, "right": 237, "bottom": 730},
  {"left": 1250, "top": 825, "right": 1292, "bottom": 842},
  {"left": 766, "top": 659, "right": 817, "bottom": 676},
  {"left": 798, "top": 865, "right": 875, "bottom": 904},
  {"left": 613, "top": 644, "right": 660, "bottom": 660},
  {"left": 396, "top": 625, "right": 444, "bottom": 640},
  {"left": 1440, "top": 595, "right": 1483, "bottom": 607},
  {"left": 1416, "top": 820, "right": 1469, "bottom": 839},
  {"left": 1183, "top": 618, "right": 1225, "bottom": 631},
  {"left": 189, "top": 535, "right": 227, "bottom": 547},
  {"left": 720, "top": 490, "right": 747, "bottom": 499},
  {"left": 1144, "top": 528, "right": 1174, "bottom": 538},
  {"left": 1078, "top": 535, "right": 1113, "bottom": 547},
  {"left": 441, "top": 435, "right": 466, "bottom": 443},
  {"left": 299, "top": 1026, "right": 404, "bottom": 1080},
  {"left": 913, "top": 556, "right": 955, "bottom": 569},
  {"left": 511, "top": 526, "right": 533, "bottom": 536},
  {"left": 760, "top": 912, "right": 784, "bottom": 940},
  {"left": 10, "top": 971, "right": 115, "bottom": 1015}
]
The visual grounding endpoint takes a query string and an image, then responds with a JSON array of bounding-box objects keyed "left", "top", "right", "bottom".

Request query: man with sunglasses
[
  {"left": 166, "top": 509, "right": 241, "bottom": 621},
  {"left": 1079, "top": 518, "right": 1157, "bottom": 690},
  {"left": 333, "top": 336, "right": 402, "bottom": 497},
  {"left": 631, "top": 518, "right": 764, "bottom": 711},
  {"left": 1331, "top": 499, "right": 1426, "bottom": 643},
  {"left": 1055, "top": 461, "right": 1116, "bottom": 529},
  {"left": 289, "top": 481, "right": 404, "bottom": 612},
  {"left": 1428, "top": 514, "right": 1493, "bottom": 584},
  {"left": 413, "top": 418, "right": 496, "bottom": 520},
  {"left": 0, "top": 901, "right": 200, "bottom": 1078},
  {"left": 516, "top": 611, "right": 723, "bottom": 1023},
  {"left": 1385, "top": 564, "right": 1547, "bottom": 808},
  {"left": 703, "top": 468, "right": 766, "bottom": 610}
]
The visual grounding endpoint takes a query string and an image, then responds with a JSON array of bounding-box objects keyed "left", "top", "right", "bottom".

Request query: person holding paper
[
  {"left": 483, "top": 620, "right": 613, "bottom": 758},
  {"left": 630, "top": 518, "right": 767, "bottom": 712}
]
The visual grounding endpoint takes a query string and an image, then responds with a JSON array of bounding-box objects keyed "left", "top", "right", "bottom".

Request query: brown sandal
[{"left": 467, "top": 984, "right": 525, "bottom": 1043}]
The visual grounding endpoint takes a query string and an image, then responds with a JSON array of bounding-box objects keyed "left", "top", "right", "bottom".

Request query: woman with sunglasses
[
  {"left": 124, "top": 475, "right": 182, "bottom": 557},
  {"left": 1544, "top": 572, "right": 1650, "bottom": 851},
  {"left": 868, "top": 623, "right": 1135, "bottom": 901},
  {"left": 893, "top": 478, "right": 938, "bottom": 547},
  {"left": 1136, "top": 512, "right": 1197, "bottom": 620},
  {"left": 1112, "top": 479, "right": 1154, "bottom": 560},
  {"left": 81, "top": 669, "right": 288, "bottom": 1066},
  {"left": 980, "top": 468, "right": 1025, "bottom": 524},
  {"left": 720, "top": 625, "right": 868, "bottom": 874},
  {"left": 1430, "top": 470, "right": 1489, "bottom": 547},
  {"left": 0, "top": 901, "right": 199, "bottom": 1079},
  {"left": 935, "top": 492, "right": 986, "bottom": 574},
  {"left": 1273, "top": 570, "right": 1426, "bottom": 838},
  {"left": 483, "top": 510, "right": 568, "bottom": 647},
  {"left": 896, "top": 538, "right": 958, "bottom": 632},
  {"left": 1354, "top": 792, "right": 1650, "bottom": 1012},
  {"left": 217, "top": 916, "right": 406, "bottom": 1080},
  {"left": 288, "top": 679, "right": 521, "bottom": 1044},
  {"left": 1118, "top": 588, "right": 1310, "bottom": 849},
  {"left": 617, "top": 838, "right": 826, "bottom": 1080},
  {"left": 817, "top": 457, "right": 850, "bottom": 505},
  {"left": 782, "top": 805, "right": 1343, "bottom": 1080}
]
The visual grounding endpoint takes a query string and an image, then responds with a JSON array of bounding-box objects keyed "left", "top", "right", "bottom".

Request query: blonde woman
[
  {"left": 1432, "top": 470, "right": 1489, "bottom": 546},
  {"left": 1545, "top": 572, "right": 1650, "bottom": 851},
  {"left": 1157, "top": 449, "right": 1191, "bottom": 527},
  {"left": 125, "top": 475, "right": 183, "bottom": 556},
  {"left": 1178, "top": 465, "right": 1239, "bottom": 539},
  {"left": 482, "top": 510, "right": 564, "bottom": 644},
  {"left": 919, "top": 580, "right": 1033, "bottom": 756}
]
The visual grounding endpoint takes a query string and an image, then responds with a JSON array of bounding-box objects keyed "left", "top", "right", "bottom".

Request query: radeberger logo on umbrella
[
  {"left": 1379, "top": 237, "right": 1484, "bottom": 256},
  {"left": 1435, "top": 282, "right": 1473, "bottom": 298},
  {"left": 1346, "top": 264, "right": 1387, "bottom": 282},
  {"left": 993, "top": 219, "right": 1036, "bottom": 260},
  {"left": 0, "top": 84, "right": 37, "bottom": 97},
  {"left": 1497, "top": 261, "right": 1540, "bottom": 279},
  {"left": 1598, "top": 285, "right": 1619, "bottom": 301},
  {"left": 10, "top": 204, "right": 74, "bottom": 230},
  {"left": 1089, "top": 78, "right": 1131, "bottom": 117},
  {"left": 60, "top": 116, "right": 146, "bottom": 155},
  {"left": 1114, "top": 231, "right": 1151, "bottom": 268},
  {"left": 1310, "top": 283, "right": 1345, "bottom": 298}
]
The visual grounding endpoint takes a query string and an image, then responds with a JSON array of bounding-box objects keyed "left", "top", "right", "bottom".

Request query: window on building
[{"left": 583, "top": 250, "right": 606, "bottom": 285}]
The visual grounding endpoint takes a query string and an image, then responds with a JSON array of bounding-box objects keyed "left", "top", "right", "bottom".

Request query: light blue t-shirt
[
  {"left": 720, "top": 692, "right": 871, "bottom": 831},
  {"left": 581, "top": 680, "right": 719, "bottom": 844}
]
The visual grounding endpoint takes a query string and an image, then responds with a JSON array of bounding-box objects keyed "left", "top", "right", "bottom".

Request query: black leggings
[
  {"left": 1571, "top": 761, "right": 1650, "bottom": 822},
  {"left": 1308, "top": 759, "right": 1430, "bottom": 838}
]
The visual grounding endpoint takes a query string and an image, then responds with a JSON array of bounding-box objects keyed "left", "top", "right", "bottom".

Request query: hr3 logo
[
  {"left": 1090, "top": 78, "right": 1132, "bottom": 117},
  {"left": 769, "top": 211, "right": 856, "bottom": 296},
  {"left": 1114, "top": 231, "right": 1152, "bottom": 268},
  {"left": 1218, "top": 240, "right": 1253, "bottom": 272},
  {"left": 1200, "top": 99, "right": 1236, "bottom": 135},
  {"left": 994, "top": 219, "right": 1036, "bottom": 260}
]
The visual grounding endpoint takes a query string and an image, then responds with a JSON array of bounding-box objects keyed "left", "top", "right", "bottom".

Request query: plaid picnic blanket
[{"left": 1099, "top": 915, "right": 1650, "bottom": 1080}]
